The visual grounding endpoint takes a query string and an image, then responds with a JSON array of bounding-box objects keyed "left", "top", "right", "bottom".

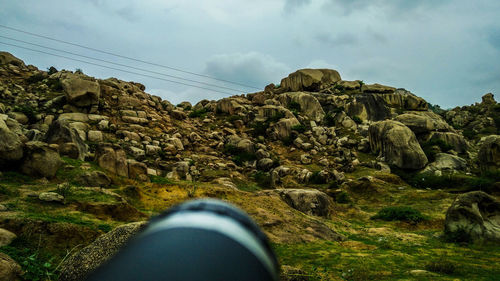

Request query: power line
[
  {"left": 0, "top": 24, "right": 261, "bottom": 90},
  {"left": 0, "top": 41, "right": 236, "bottom": 96},
  {"left": 0, "top": 34, "right": 246, "bottom": 93}
]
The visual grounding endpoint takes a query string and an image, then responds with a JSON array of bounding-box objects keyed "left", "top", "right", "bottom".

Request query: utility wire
[
  {"left": 0, "top": 41, "right": 236, "bottom": 96},
  {"left": 0, "top": 34, "right": 245, "bottom": 93},
  {"left": 0, "top": 24, "right": 261, "bottom": 90}
]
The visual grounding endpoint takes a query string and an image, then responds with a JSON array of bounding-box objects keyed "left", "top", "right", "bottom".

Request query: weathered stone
[
  {"left": 170, "top": 110, "right": 187, "bottom": 120},
  {"left": 0, "top": 228, "right": 16, "bottom": 247},
  {"left": 128, "top": 160, "right": 148, "bottom": 181},
  {"left": 478, "top": 135, "right": 500, "bottom": 172},
  {"left": 272, "top": 118, "right": 301, "bottom": 140},
  {"left": 0, "top": 51, "right": 25, "bottom": 66},
  {"left": 58, "top": 222, "right": 147, "bottom": 281},
  {"left": 445, "top": 191, "right": 500, "bottom": 243},
  {"left": 21, "top": 141, "right": 62, "bottom": 178},
  {"left": 39, "top": 192, "right": 64, "bottom": 203},
  {"left": 45, "top": 120, "right": 88, "bottom": 160},
  {"left": 274, "top": 189, "right": 332, "bottom": 217},
  {"left": 95, "top": 145, "right": 128, "bottom": 178},
  {"left": 0, "top": 252, "right": 22, "bottom": 281},
  {"left": 429, "top": 132, "right": 468, "bottom": 154},
  {"left": 216, "top": 97, "right": 248, "bottom": 115},
  {"left": 369, "top": 120, "right": 428, "bottom": 169},
  {"left": 61, "top": 73, "right": 100, "bottom": 107},
  {"left": 78, "top": 171, "right": 112, "bottom": 187},
  {"left": 277, "top": 92, "right": 325, "bottom": 122},
  {"left": 87, "top": 130, "right": 103, "bottom": 142},
  {"left": 257, "top": 158, "right": 274, "bottom": 171},
  {"left": 422, "top": 153, "right": 468, "bottom": 174},
  {"left": 395, "top": 111, "right": 452, "bottom": 134},
  {"left": 280, "top": 69, "right": 341, "bottom": 92},
  {"left": 0, "top": 119, "right": 23, "bottom": 166}
]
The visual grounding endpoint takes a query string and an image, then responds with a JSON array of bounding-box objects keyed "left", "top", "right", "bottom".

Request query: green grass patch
[
  {"left": 371, "top": 206, "right": 426, "bottom": 223},
  {"left": 0, "top": 242, "right": 57, "bottom": 281},
  {"left": 150, "top": 175, "right": 174, "bottom": 185},
  {"left": 189, "top": 108, "right": 209, "bottom": 118}
]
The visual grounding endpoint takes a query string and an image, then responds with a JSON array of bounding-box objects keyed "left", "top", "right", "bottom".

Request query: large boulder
[
  {"left": 58, "top": 222, "right": 147, "bottom": 281},
  {"left": 274, "top": 189, "right": 332, "bottom": 217},
  {"left": 61, "top": 73, "right": 100, "bottom": 107},
  {"left": 21, "top": 141, "right": 62, "bottom": 178},
  {"left": 280, "top": 69, "right": 341, "bottom": 92},
  {"left": 444, "top": 191, "right": 500, "bottom": 243},
  {"left": 394, "top": 111, "right": 452, "bottom": 135},
  {"left": 277, "top": 92, "right": 325, "bottom": 122},
  {"left": 369, "top": 120, "right": 428, "bottom": 169},
  {"left": 422, "top": 153, "right": 468, "bottom": 175},
  {"left": 428, "top": 132, "right": 468, "bottom": 154},
  {"left": 0, "top": 118, "right": 23, "bottom": 166},
  {"left": 478, "top": 135, "right": 500, "bottom": 172},
  {"left": 45, "top": 119, "right": 88, "bottom": 160},
  {"left": 0, "top": 52, "right": 24, "bottom": 66},
  {"left": 272, "top": 118, "right": 301, "bottom": 140},
  {"left": 95, "top": 145, "right": 129, "bottom": 178},
  {"left": 216, "top": 97, "right": 249, "bottom": 115}
]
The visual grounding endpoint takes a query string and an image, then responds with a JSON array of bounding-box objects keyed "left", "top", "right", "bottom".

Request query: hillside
[{"left": 0, "top": 51, "right": 499, "bottom": 280}]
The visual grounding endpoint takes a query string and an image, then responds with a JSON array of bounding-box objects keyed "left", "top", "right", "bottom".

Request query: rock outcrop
[
  {"left": 274, "top": 189, "right": 332, "bottom": 217},
  {"left": 0, "top": 118, "right": 23, "bottom": 166},
  {"left": 478, "top": 135, "right": 500, "bottom": 172},
  {"left": 21, "top": 141, "right": 62, "bottom": 178},
  {"left": 445, "top": 191, "right": 500, "bottom": 243},
  {"left": 368, "top": 120, "right": 428, "bottom": 169},
  {"left": 280, "top": 69, "right": 341, "bottom": 92}
]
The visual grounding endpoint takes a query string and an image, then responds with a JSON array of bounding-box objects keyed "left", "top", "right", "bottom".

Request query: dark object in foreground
[{"left": 86, "top": 199, "right": 279, "bottom": 281}]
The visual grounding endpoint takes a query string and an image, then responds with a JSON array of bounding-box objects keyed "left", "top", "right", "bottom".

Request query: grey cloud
[
  {"left": 488, "top": 28, "right": 500, "bottom": 50},
  {"left": 283, "top": 0, "right": 311, "bottom": 14},
  {"left": 204, "top": 52, "right": 290, "bottom": 89},
  {"left": 315, "top": 33, "right": 358, "bottom": 47},
  {"left": 324, "top": 0, "right": 451, "bottom": 15}
]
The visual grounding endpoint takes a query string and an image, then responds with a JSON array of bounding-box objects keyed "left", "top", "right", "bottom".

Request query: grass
[
  {"left": 150, "top": 175, "right": 174, "bottom": 185},
  {"left": 371, "top": 206, "right": 426, "bottom": 223},
  {"left": 0, "top": 242, "right": 57, "bottom": 281}
]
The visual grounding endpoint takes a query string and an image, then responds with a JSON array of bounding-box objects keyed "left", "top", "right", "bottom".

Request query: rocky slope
[{"left": 0, "top": 51, "right": 499, "bottom": 280}]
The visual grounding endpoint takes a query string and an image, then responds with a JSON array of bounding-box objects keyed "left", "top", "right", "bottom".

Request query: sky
[{"left": 0, "top": 0, "right": 499, "bottom": 108}]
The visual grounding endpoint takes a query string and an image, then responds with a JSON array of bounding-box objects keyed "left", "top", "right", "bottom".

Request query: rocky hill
[{"left": 0, "top": 51, "right": 499, "bottom": 280}]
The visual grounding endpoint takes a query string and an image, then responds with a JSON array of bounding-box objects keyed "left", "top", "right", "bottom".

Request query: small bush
[
  {"left": 335, "top": 191, "right": 351, "bottom": 204},
  {"left": 14, "top": 105, "right": 37, "bottom": 123},
  {"left": 150, "top": 175, "right": 173, "bottom": 185},
  {"left": 46, "top": 78, "right": 63, "bottom": 91},
  {"left": 408, "top": 173, "right": 495, "bottom": 192},
  {"left": 371, "top": 206, "right": 426, "bottom": 223},
  {"left": 75, "top": 68, "right": 84, "bottom": 74},
  {"left": 282, "top": 136, "right": 294, "bottom": 146},
  {"left": 254, "top": 171, "right": 272, "bottom": 188},
  {"left": 324, "top": 113, "right": 336, "bottom": 126},
  {"left": 425, "top": 258, "right": 456, "bottom": 274},
  {"left": 421, "top": 139, "right": 453, "bottom": 161},
  {"left": 55, "top": 183, "right": 73, "bottom": 198},
  {"left": 47, "top": 66, "right": 58, "bottom": 75},
  {"left": 268, "top": 111, "right": 285, "bottom": 123},
  {"left": 189, "top": 108, "right": 209, "bottom": 118},
  {"left": 309, "top": 171, "right": 326, "bottom": 184},
  {"left": 98, "top": 224, "right": 112, "bottom": 232},
  {"left": 352, "top": 115, "right": 363, "bottom": 124},
  {"left": 251, "top": 121, "right": 269, "bottom": 137},
  {"left": 291, "top": 124, "right": 306, "bottom": 133},
  {"left": 223, "top": 144, "right": 256, "bottom": 166},
  {"left": 0, "top": 245, "right": 56, "bottom": 281},
  {"left": 288, "top": 101, "right": 301, "bottom": 115},
  {"left": 26, "top": 73, "right": 45, "bottom": 84}
]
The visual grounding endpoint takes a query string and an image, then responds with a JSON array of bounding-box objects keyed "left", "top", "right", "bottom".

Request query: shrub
[
  {"left": 26, "top": 73, "right": 45, "bottom": 84},
  {"left": 268, "top": 111, "right": 285, "bottom": 123},
  {"left": 408, "top": 173, "right": 495, "bottom": 192},
  {"left": 335, "top": 191, "right": 351, "bottom": 204},
  {"left": 47, "top": 66, "right": 58, "bottom": 75},
  {"left": 0, "top": 245, "right": 56, "bottom": 281},
  {"left": 223, "top": 144, "right": 256, "bottom": 166},
  {"left": 14, "top": 105, "right": 37, "bottom": 123},
  {"left": 75, "top": 68, "right": 84, "bottom": 74},
  {"left": 189, "top": 108, "right": 209, "bottom": 118},
  {"left": 254, "top": 171, "right": 272, "bottom": 188},
  {"left": 291, "top": 124, "right": 306, "bottom": 133},
  {"left": 421, "top": 139, "right": 453, "bottom": 161},
  {"left": 371, "top": 206, "right": 426, "bottom": 223},
  {"left": 425, "top": 258, "right": 456, "bottom": 274},
  {"left": 324, "top": 113, "right": 336, "bottom": 126},
  {"left": 46, "top": 78, "right": 63, "bottom": 91},
  {"left": 150, "top": 175, "right": 173, "bottom": 185},
  {"left": 309, "top": 171, "right": 326, "bottom": 184},
  {"left": 288, "top": 101, "right": 301, "bottom": 115},
  {"left": 251, "top": 121, "right": 269, "bottom": 137},
  {"left": 352, "top": 115, "right": 363, "bottom": 124}
]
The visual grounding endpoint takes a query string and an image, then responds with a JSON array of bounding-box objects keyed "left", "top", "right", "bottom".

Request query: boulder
[
  {"left": 87, "top": 130, "right": 103, "bottom": 142},
  {"left": 216, "top": 97, "right": 248, "bottom": 115},
  {"left": 444, "top": 191, "right": 500, "bottom": 243},
  {"left": 61, "top": 73, "right": 100, "bottom": 107},
  {"left": 277, "top": 92, "right": 325, "bottom": 122},
  {"left": 21, "top": 141, "right": 62, "bottom": 178},
  {"left": 0, "top": 228, "right": 16, "bottom": 247},
  {"left": 0, "top": 52, "right": 25, "bottom": 66},
  {"left": 78, "top": 171, "right": 112, "bottom": 187},
  {"left": 422, "top": 153, "right": 468, "bottom": 174},
  {"left": 368, "top": 120, "right": 428, "bottom": 170},
  {"left": 429, "top": 132, "right": 468, "bottom": 154},
  {"left": 272, "top": 117, "right": 300, "bottom": 140},
  {"left": 478, "top": 135, "right": 500, "bottom": 172},
  {"left": 0, "top": 253, "right": 22, "bottom": 281},
  {"left": 280, "top": 69, "right": 341, "bottom": 92},
  {"left": 274, "top": 189, "right": 332, "bottom": 217},
  {"left": 39, "top": 192, "right": 64, "bottom": 203},
  {"left": 58, "top": 222, "right": 147, "bottom": 281},
  {"left": 45, "top": 120, "right": 88, "bottom": 160},
  {"left": 0, "top": 119, "right": 23, "bottom": 166},
  {"left": 170, "top": 110, "right": 187, "bottom": 120},
  {"left": 394, "top": 111, "right": 452, "bottom": 134},
  {"left": 95, "top": 145, "right": 128, "bottom": 178},
  {"left": 257, "top": 158, "right": 274, "bottom": 171},
  {"left": 127, "top": 160, "right": 148, "bottom": 181}
]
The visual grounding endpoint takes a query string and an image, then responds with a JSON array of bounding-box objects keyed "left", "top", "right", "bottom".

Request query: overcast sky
[{"left": 1, "top": 0, "right": 499, "bottom": 108}]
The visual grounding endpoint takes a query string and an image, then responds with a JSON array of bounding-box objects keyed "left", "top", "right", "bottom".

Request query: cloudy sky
[{"left": 1, "top": 0, "right": 499, "bottom": 108}]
